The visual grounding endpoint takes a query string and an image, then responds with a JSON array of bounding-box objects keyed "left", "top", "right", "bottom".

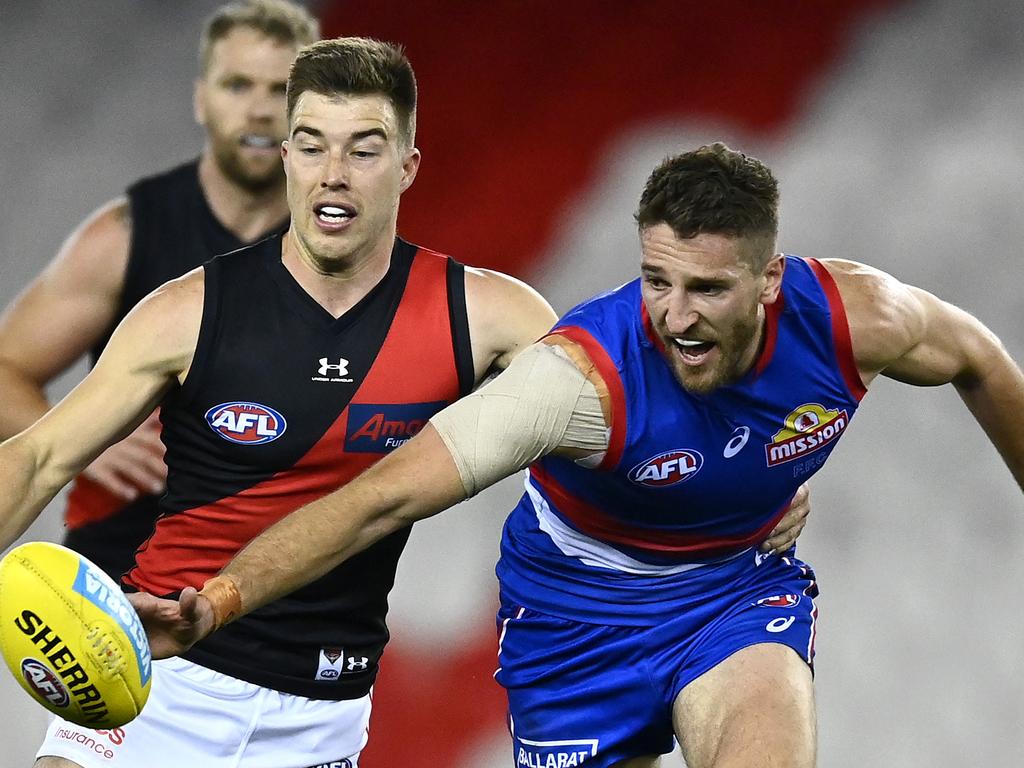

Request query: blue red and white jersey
[{"left": 497, "top": 255, "right": 865, "bottom": 624}]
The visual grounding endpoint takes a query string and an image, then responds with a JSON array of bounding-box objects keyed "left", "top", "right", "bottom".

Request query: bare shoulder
[
  {"left": 47, "top": 197, "right": 133, "bottom": 291},
  {"left": 126, "top": 266, "right": 205, "bottom": 331},
  {"left": 105, "top": 267, "right": 206, "bottom": 381},
  {"left": 464, "top": 267, "right": 552, "bottom": 311},
  {"left": 816, "top": 258, "right": 927, "bottom": 380},
  {"left": 0, "top": 198, "right": 134, "bottom": 380},
  {"left": 464, "top": 267, "right": 558, "bottom": 375}
]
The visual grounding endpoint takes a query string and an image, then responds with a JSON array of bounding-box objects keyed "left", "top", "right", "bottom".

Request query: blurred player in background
[{"left": 0, "top": 0, "right": 318, "bottom": 579}]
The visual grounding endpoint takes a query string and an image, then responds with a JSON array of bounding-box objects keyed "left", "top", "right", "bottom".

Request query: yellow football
[{"left": 0, "top": 541, "right": 151, "bottom": 728}]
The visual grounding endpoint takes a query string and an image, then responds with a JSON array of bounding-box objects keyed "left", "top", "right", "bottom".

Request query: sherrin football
[{"left": 0, "top": 542, "right": 152, "bottom": 728}]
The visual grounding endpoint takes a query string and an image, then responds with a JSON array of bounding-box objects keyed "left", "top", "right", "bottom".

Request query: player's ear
[
  {"left": 759, "top": 253, "right": 785, "bottom": 304},
  {"left": 399, "top": 148, "right": 421, "bottom": 194}
]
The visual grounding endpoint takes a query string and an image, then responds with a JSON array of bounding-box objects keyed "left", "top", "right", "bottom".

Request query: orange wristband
[{"left": 198, "top": 575, "right": 243, "bottom": 631}]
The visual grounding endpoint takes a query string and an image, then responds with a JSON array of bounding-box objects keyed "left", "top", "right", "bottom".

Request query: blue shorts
[{"left": 494, "top": 552, "right": 818, "bottom": 767}]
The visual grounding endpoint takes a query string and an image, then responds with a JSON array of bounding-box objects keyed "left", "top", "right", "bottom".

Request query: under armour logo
[
  {"left": 345, "top": 656, "right": 369, "bottom": 672},
  {"left": 318, "top": 358, "right": 349, "bottom": 377}
]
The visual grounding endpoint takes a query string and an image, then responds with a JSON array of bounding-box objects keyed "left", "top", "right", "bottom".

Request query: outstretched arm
[
  {"left": 134, "top": 424, "right": 469, "bottom": 659},
  {"left": 824, "top": 258, "right": 1024, "bottom": 489}
]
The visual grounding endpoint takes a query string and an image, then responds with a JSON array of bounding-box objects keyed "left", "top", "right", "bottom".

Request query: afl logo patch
[
  {"left": 754, "top": 594, "right": 801, "bottom": 608},
  {"left": 628, "top": 449, "right": 703, "bottom": 487},
  {"left": 21, "top": 659, "right": 71, "bottom": 708},
  {"left": 205, "top": 402, "right": 287, "bottom": 445}
]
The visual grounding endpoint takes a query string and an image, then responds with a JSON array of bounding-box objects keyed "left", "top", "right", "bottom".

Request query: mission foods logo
[
  {"left": 345, "top": 401, "right": 447, "bottom": 453},
  {"left": 205, "top": 402, "right": 287, "bottom": 445},
  {"left": 628, "top": 449, "right": 704, "bottom": 487},
  {"left": 764, "top": 403, "right": 848, "bottom": 467}
]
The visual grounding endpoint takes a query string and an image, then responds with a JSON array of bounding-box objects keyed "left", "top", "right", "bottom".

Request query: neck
[
  {"left": 279, "top": 227, "right": 395, "bottom": 319},
  {"left": 197, "top": 152, "right": 288, "bottom": 242},
  {"left": 736, "top": 303, "right": 769, "bottom": 378}
]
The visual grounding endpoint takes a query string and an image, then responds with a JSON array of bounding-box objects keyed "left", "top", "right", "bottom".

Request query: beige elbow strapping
[{"left": 430, "top": 343, "right": 608, "bottom": 496}]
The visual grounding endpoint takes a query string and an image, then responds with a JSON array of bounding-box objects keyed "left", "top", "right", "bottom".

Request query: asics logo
[{"left": 723, "top": 426, "right": 750, "bottom": 458}]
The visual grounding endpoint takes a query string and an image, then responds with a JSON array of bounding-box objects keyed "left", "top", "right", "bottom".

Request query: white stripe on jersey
[{"left": 525, "top": 475, "right": 748, "bottom": 575}]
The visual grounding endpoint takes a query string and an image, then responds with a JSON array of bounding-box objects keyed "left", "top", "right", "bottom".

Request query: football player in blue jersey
[{"left": 135, "top": 142, "right": 998, "bottom": 768}]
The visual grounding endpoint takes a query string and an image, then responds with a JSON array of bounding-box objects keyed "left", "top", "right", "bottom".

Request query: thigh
[
  {"left": 673, "top": 643, "right": 815, "bottom": 768},
  {"left": 496, "top": 605, "right": 675, "bottom": 768},
  {"left": 34, "top": 759, "right": 83, "bottom": 768},
  {"left": 35, "top": 657, "right": 258, "bottom": 767},
  {"left": 240, "top": 690, "right": 371, "bottom": 768}
]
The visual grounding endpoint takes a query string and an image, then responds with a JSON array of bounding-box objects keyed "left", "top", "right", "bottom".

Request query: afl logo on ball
[
  {"left": 205, "top": 402, "right": 287, "bottom": 445},
  {"left": 628, "top": 449, "right": 704, "bottom": 487},
  {"left": 21, "top": 658, "right": 71, "bottom": 708}
]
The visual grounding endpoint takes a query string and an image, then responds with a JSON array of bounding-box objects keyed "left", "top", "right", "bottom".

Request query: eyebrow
[
  {"left": 290, "top": 126, "right": 390, "bottom": 142},
  {"left": 291, "top": 125, "right": 324, "bottom": 140},
  {"left": 350, "top": 128, "right": 388, "bottom": 143}
]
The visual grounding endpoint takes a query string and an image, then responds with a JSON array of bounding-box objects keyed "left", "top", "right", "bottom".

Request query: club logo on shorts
[
  {"left": 628, "top": 449, "right": 703, "bottom": 487},
  {"left": 764, "top": 403, "right": 848, "bottom": 467},
  {"left": 205, "top": 402, "right": 287, "bottom": 445},
  {"left": 21, "top": 658, "right": 71, "bottom": 708},
  {"left": 754, "top": 594, "right": 801, "bottom": 608}
]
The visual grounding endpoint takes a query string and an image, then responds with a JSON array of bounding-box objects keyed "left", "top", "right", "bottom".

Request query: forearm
[
  {"left": 0, "top": 364, "right": 50, "bottom": 439},
  {"left": 955, "top": 347, "right": 1024, "bottom": 491},
  {"left": 208, "top": 427, "right": 467, "bottom": 625},
  {"left": 219, "top": 478, "right": 406, "bottom": 616},
  {"left": 0, "top": 435, "right": 68, "bottom": 548}
]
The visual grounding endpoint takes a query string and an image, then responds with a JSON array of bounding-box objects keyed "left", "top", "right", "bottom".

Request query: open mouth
[
  {"left": 673, "top": 337, "right": 717, "bottom": 365},
  {"left": 314, "top": 202, "right": 356, "bottom": 226},
  {"left": 239, "top": 134, "right": 279, "bottom": 150}
]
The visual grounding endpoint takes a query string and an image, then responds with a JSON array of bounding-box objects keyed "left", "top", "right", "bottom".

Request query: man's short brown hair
[
  {"left": 636, "top": 142, "right": 780, "bottom": 268},
  {"left": 199, "top": 0, "right": 320, "bottom": 74},
  {"left": 286, "top": 38, "right": 418, "bottom": 148}
]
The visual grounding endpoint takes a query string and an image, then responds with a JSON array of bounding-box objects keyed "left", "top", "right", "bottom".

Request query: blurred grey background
[{"left": 1, "top": 1, "right": 1022, "bottom": 766}]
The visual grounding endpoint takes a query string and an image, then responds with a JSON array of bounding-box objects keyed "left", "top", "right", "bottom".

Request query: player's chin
[{"left": 674, "top": 363, "right": 725, "bottom": 394}]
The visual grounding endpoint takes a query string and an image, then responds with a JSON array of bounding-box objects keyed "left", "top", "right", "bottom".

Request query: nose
[
  {"left": 663, "top": 289, "right": 699, "bottom": 335},
  {"left": 247, "top": 86, "right": 282, "bottom": 124},
  {"left": 321, "top": 152, "right": 349, "bottom": 190}
]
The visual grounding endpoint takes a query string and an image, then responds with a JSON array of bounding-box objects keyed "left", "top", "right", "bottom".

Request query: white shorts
[{"left": 35, "top": 656, "right": 371, "bottom": 768}]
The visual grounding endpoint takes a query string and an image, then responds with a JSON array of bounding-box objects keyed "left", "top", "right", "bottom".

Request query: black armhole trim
[
  {"left": 175, "top": 261, "right": 221, "bottom": 407},
  {"left": 446, "top": 258, "right": 474, "bottom": 397}
]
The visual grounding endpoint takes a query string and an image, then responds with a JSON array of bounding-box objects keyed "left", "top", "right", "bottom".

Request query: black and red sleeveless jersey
[
  {"left": 123, "top": 233, "right": 473, "bottom": 700},
  {"left": 64, "top": 160, "right": 286, "bottom": 579}
]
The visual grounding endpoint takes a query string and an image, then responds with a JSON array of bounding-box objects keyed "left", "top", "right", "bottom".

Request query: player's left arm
[
  {"left": 823, "top": 258, "right": 1024, "bottom": 489},
  {"left": 464, "top": 267, "right": 558, "bottom": 380}
]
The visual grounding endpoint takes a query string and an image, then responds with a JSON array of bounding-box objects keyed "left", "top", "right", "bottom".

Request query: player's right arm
[
  {"left": 0, "top": 199, "right": 130, "bottom": 438},
  {"left": 0, "top": 269, "right": 204, "bottom": 549}
]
